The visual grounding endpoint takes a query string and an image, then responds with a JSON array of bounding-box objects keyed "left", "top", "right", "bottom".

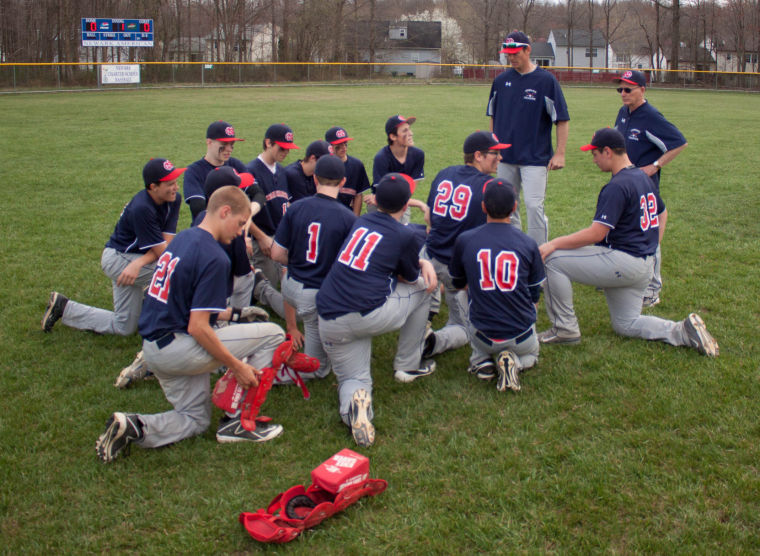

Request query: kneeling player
[
  {"left": 449, "top": 179, "right": 545, "bottom": 392},
  {"left": 96, "top": 187, "right": 286, "bottom": 463},
  {"left": 317, "top": 173, "right": 438, "bottom": 447},
  {"left": 271, "top": 155, "right": 357, "bottom": 379},
  {"left": 538, "top": 128, "right": 718, "bottom": 356}
]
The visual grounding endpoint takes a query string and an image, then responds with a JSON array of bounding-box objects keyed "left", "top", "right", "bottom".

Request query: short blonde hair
[{"left": 207, "top": 185, "right": 250, "bottom": 216}]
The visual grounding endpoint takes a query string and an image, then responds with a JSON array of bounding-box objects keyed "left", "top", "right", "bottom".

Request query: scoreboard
[{"left": 81, "top": 18, "right": 154, "bottom": 47}]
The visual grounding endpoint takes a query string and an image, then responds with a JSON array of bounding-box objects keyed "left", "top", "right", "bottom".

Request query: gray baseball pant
[
  {"left": 137, "top": 322, "right": 285, "bottom": 448},
  {"left": 249, "top": 241, "right": 286, "bottom": 318},
  {"left": 469, "top": 324, "right": 539, "bottom": 372},
  {"left": 61, "top": 247, "right": 154, "bottom": 336},
  {"left": 543, "top": 246, "right": 690, "bottom": 345},
  {"left": 281, "top": 274, "right": 330, "bottom": 378},
  {"left": 426, "top": 252, "right": 469, "bottom": 355},
  {"left": 498, "top": 162, "right": 549, "bottom": 246},
  {"left": 318, "top": 279, "right": 431, "bottom": 422},
  {"left": 230, "top": 271, "right": 254, "bottom": 309}
]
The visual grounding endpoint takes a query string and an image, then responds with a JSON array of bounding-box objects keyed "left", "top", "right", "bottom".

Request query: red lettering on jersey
[
  {"left": 432, "top": 180, "right": 472, "bottom": 221},
  {"left": 639, "top": 193, "right": 659, "bottom": 231},
  {"left": 478, "top": 249, "right": 519, "bottom": 292},
  {"left": 148, "top": 252, "right": 180, "bottom": 303},
  {"left": 306, "top": 222, "right": 320, "bottom": 263},
  {"left": 337, "top": 227, "right": 382, "bottom": 271}
]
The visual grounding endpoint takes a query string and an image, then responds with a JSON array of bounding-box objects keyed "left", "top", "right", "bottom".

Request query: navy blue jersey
[
  {"left": 284, "top": 160, "right": 316, "bottom": 201},
  {"left": 183, "top": 157, "right": 247, "bottom": 204},
  {"left": 247, "top": 157, "right": 291, "bottom": 236},
  {"left": 593, "top": 167, "right": 665, "bottom": 258},
  {"left": 614, "top": 101, "right": 686, "bottom": 190},
  {"left": 486, "top": 67, "right": 569, "bottom": 166},
  {"left": 273, "top": 194, "right": 357, "bottom": 289},
  {"left": 317, "top": 212, "right": 423, "bottom": 319},
  {"left": 372, "top": 146, "right": 425, "bottom": 186},
  {"left": 105, "top": 189, "right": 182, "bottom": 254},
  {"left": 449, "top": 222, "right": 545, "bottom": 338},
  {"left": 192, "top": 211, "right": 250, "bottom": 284},
  {"left": 426, "top": 165, "right": 491, "bottom": 265},
  {"left": 337, "top": 155, "right": 371, "bottom": 208},
  {"left": 138, "top": 226, "right": 230, "bottom": 340}
]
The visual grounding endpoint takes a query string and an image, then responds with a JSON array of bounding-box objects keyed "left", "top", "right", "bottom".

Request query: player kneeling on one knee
[
  {"left": 449, "top": 178, "right": 546, "bottom": 392},
  {"left": 537, "top": 128, "right": 718, "bottom": 357},
  {"left": 316, "top": 173, "right": 438, "bottom": 448},
  {"left": 96, "top": 186, "right": 287, "bottom": 463}
]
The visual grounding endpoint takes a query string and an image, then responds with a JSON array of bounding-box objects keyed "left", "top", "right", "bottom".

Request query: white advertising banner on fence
[{"left": 101, "top": 64, "right": 141, "bottom": 84}]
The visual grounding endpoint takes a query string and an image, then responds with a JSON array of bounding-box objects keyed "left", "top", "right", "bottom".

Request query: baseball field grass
[{"left": 1, "top": 83, "right": 759, "bottom": 553}]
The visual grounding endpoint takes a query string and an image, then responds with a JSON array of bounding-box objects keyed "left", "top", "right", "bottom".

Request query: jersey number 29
[
  {"left": 432, "top": 181, "right": 472, "bottom": 221},
  {"left": 148, "top": 252, "right": 180, "bottom": 303}
]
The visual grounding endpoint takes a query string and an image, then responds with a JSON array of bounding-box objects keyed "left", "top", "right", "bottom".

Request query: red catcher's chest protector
[{"left": 239, "top": 449, "right": 387, "bottom": 543}]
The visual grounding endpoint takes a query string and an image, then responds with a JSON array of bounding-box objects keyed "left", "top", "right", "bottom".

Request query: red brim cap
[
  {"left": 215, "top": 137, "right": 244, "bottom": 142},
  {"left": 237, "top": 172, "right": 254, "bottom": 188},
  {"left": 494, "top": 142, "right": 511, "bottom": 149},
  {"left": 580, "top": 143, "right": 597, "bottom": 151},
  {"left": 615, "top": 77, "right": 638, "bottom": 85},
  {"left": 501, "top": 46, "right": 524, "bottom": 54},
  {"left": 330, "top": 136, "right": 353, "bottom": 145},
  {"left": 275, "top": 141, "right": 300, "bottom": 149},
  {"left": 161, "top": 167, "right": 186, "bottom": 181},
  {"left": 400, "top": 173, "right": 416, "bottom": 195}
]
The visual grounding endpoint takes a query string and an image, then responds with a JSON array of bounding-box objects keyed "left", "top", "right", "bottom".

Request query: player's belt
[
  {"left": 146, "top": 332, "right": 176, "bottom": 349},
  {"left": 475, "top": 327, "right": 533, "bottom": 346}
]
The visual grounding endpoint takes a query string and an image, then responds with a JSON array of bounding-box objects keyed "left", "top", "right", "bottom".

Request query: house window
[
  {"left": 389, "top": 26, "right": 407, "bottom": 40},
  {"left": 585, "top": 48, "right": 598, "bottom": 57},
  {"left": 746, "top": 53, "right": 758, "bottom": 63},
  {"left": 534, "top": 58, "right": 550, "bottom": 67},
  {"left": 726, "top": 53, "right": 731, "bottom": 60}
]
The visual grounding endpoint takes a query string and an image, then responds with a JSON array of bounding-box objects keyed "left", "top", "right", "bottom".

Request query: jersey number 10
[{"left": 477, "top": 248, "right": 519, "bottom": 291}]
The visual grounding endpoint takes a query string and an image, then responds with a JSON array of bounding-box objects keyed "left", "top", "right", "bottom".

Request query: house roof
[
  {"left": 550, "top": 29, "right": 606, "bottom": 48},
  {"left": 531, "top": 41, "right": 555, "bottom": 58},
  {"left": 349, "top": 20, "right": 442, "bottom": 50}
]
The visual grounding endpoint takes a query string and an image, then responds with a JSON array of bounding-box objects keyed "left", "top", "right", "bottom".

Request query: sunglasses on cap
[
  {"left": 503, "top": 41, "right": 529, "bottom": 50},
  {"left": 617, "top": 86, "right": 638, "bottom": 93}
]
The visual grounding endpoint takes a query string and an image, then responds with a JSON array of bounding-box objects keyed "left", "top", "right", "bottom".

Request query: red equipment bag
[
  {"left": 238, "top": 449, "right": 388, "bottom": 543},
  {"left": 212, "top": 335, "right": 319, "bottom": 431}
]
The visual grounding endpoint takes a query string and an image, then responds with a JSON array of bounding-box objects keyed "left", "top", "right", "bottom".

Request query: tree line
[{"left": 0, "top": 0, "right": 757, "bottom": 72}]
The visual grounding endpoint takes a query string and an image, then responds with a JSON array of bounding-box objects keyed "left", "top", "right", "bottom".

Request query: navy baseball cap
[
  {"left": 325, "top": 126, "right": 354, "bottom": 145},
  {"left": 385, "top": 115, "right": 416, "bottom": 136},
  {"left": 615, "top": 70, "right": 647, "bottom": 87},
  {"left": 375, "top": 173, "right": 416, "bottom": 212},
  {"left": 580, "top": 128, "right": 626, "bottom": 151},
  {"left": 305, "top": 140, "right": 333, "bottom": 160},
  {"left": 204, "top": 166, "right": 254, "bottom": 197},
  {"left": 482, "top": 178, "right": 516, "bottom": 215},
  {"left": 266, "top": 123, "right": 299, "bottom": 149},
  {"left": 143, "top": 158, "right": 186, "bottom": 187},
  {"left": 463, "top": 130, "right": 511, "bottom": 153},
  {"left": 315, "top": 155, "right": 346, "bottom": 181},
  {"left": 207, "top": 121, "right": 244, "bottom": 142},
  {"left": 501, "top": 31, "right": 531, "bottom": 54}
]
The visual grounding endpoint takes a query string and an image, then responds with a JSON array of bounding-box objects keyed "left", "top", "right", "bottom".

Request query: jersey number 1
[
  {"left": 147, "top": 252, "right": 180, "bottom": 303},
  {"left": 477, "top": 248, "right": 519, "bottom": 291},
  {"left": 305, "top": 222, "right": 320, "bottom": 263},
  {"left": 337, "top": 227, "right": 382, "bottom": 271}
]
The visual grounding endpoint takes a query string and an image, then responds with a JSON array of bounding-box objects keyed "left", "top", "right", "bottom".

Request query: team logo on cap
[
  {"left": 225, "top": 126, "right": 235, "bottom": 137},
  {"left": 163, "top": 160, "right": 174, "bottom": 171},
  {"left": 285, "top": 131, "right": 294, "bottom": 142},
  {"left": 336, "top": 129, "right": 347, "bottom": 138},
  {"left": 622, "top": 70, "right": 633, "bottom": 79},
  {"left": 491, "top": 133, "right": 500, "bottom": 142}
]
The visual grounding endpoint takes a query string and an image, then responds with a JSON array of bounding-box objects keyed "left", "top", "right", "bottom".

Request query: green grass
[{"left": 1, "top": 84, "right": 759, "bottom": 553}]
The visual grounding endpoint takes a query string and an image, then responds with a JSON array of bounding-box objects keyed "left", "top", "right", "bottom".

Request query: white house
[{"left": 548, "top": 29, "right": 614, "bottom": 68}]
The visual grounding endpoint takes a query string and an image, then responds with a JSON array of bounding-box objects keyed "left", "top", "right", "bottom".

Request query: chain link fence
[{"left": 1, "top": 62, "right": 758, "bottom": 92}]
